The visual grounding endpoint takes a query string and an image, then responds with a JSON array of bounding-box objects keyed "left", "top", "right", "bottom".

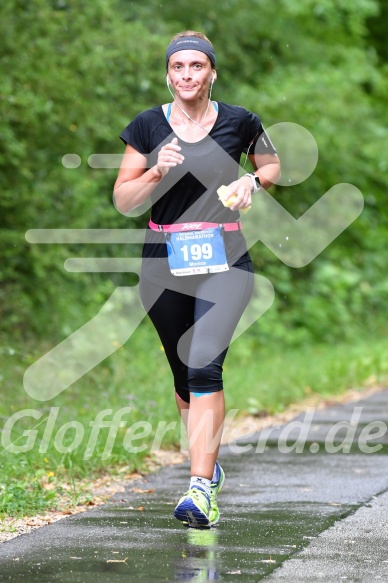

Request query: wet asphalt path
[{"left": 0, "top": 390, "right": 387, "bottom": 582}]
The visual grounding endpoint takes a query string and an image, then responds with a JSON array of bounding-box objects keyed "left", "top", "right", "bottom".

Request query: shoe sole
[{"left": 174, "top": 500, "right": 210, "bottom": 528}]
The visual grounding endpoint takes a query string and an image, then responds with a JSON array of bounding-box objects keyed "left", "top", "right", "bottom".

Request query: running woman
[{"left": 114, "top": 31, "right": 280, "bottom": 528}]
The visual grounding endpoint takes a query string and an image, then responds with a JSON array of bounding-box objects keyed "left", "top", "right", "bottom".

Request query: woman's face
[{"left": 167, "top": 50, "right": 215, "bottom": 102}]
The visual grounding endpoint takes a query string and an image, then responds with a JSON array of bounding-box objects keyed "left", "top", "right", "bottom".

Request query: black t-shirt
[{"left": 120, "top": 102, "right": 276, "bottom": 284}]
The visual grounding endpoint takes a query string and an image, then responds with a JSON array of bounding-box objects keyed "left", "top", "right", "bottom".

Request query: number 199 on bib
[{"left": 180, "top": 243, "right": 213, "bottom": 262}]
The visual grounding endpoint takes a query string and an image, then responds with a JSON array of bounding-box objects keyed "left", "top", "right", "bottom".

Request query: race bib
[{"left": 166, "top": 227, "right": 229, "bottom": 276}]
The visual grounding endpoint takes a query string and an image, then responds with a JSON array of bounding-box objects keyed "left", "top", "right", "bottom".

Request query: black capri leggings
[{"left": 139, "top": 262, "right": 254, "bottom": 403}]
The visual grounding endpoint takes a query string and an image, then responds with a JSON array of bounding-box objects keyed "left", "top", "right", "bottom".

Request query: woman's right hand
[{"left": 155, "top": 137, "right": 185, "bottom": 177}]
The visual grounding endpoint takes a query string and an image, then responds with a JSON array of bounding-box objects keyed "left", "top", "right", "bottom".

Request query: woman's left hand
[{"left": 224, "top": 175, "right": 253, "bottom": 211}]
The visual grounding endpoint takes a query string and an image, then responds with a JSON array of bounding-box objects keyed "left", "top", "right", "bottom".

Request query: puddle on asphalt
[
  {"left": 0, "top": 502, "right": 353, "bottom": 582},
  {"left": 2, "top": 395, "right": 387, "bottom": 581}
]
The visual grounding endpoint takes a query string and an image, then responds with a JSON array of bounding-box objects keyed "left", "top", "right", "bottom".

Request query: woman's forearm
[
  {"left": 256, "top": 161, "right": 281, "bottom": 190},
  {"left": 113, "top": 165, "right": 163, "bottom": 214}
]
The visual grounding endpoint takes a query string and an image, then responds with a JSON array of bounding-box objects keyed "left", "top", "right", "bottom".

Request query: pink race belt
[{"left": 148, "top": 219, "right": 242, "bottom": 233}]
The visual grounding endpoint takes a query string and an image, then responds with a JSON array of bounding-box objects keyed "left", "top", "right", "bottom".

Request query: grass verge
[{"left": 1, "top": 320, "right": 387, "bottom": 519}]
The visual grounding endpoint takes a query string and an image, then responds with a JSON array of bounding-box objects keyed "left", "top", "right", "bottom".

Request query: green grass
[
  {"left": 1, "top": 320, "right": 387, "bottom": 518},
  {"left": 0, "top": 481, "right": 57, "bottom": 516},
  {"left": 226, "top": 335, "right": 388, "bottom": 414}
]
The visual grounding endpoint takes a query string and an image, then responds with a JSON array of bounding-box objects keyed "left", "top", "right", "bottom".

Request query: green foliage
[
  {"left": 2, "top": 0, "right": 388, "bottom": 519},
  {"left": 0, "top": 0, "right": 387, "bottom": 345},
  {"left": 0, "top": 0, "right": 165, "bottom": 338}
]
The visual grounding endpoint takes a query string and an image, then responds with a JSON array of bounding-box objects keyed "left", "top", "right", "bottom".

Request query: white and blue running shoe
[{"left": 174, "top": 486, "right": 210, "bottom": 528}]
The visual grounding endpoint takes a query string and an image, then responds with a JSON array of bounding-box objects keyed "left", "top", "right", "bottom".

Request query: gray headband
[{"left": 165, "top": 36, "right": 216, "bottom": 69}]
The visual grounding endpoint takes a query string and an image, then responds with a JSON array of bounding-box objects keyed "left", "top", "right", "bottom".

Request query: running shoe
[
  {"left": 209, "top": 462, "right": 225, "bottom": 526},
  {"left": 174, "top": 486, "right": 210, "bottom": 528}
]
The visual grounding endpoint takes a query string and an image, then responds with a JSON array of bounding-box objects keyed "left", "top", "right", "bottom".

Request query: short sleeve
[
  {"left": 241, "top": 109, "right": 277, "bottom": 155},
  {"left": 119, "top": 113, "right": 150, "bottom": 155}
]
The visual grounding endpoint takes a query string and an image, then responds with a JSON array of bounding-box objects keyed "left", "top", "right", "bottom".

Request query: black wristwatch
[{"left": 244, "top": 172, "right": 261, "bottom": 193}]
